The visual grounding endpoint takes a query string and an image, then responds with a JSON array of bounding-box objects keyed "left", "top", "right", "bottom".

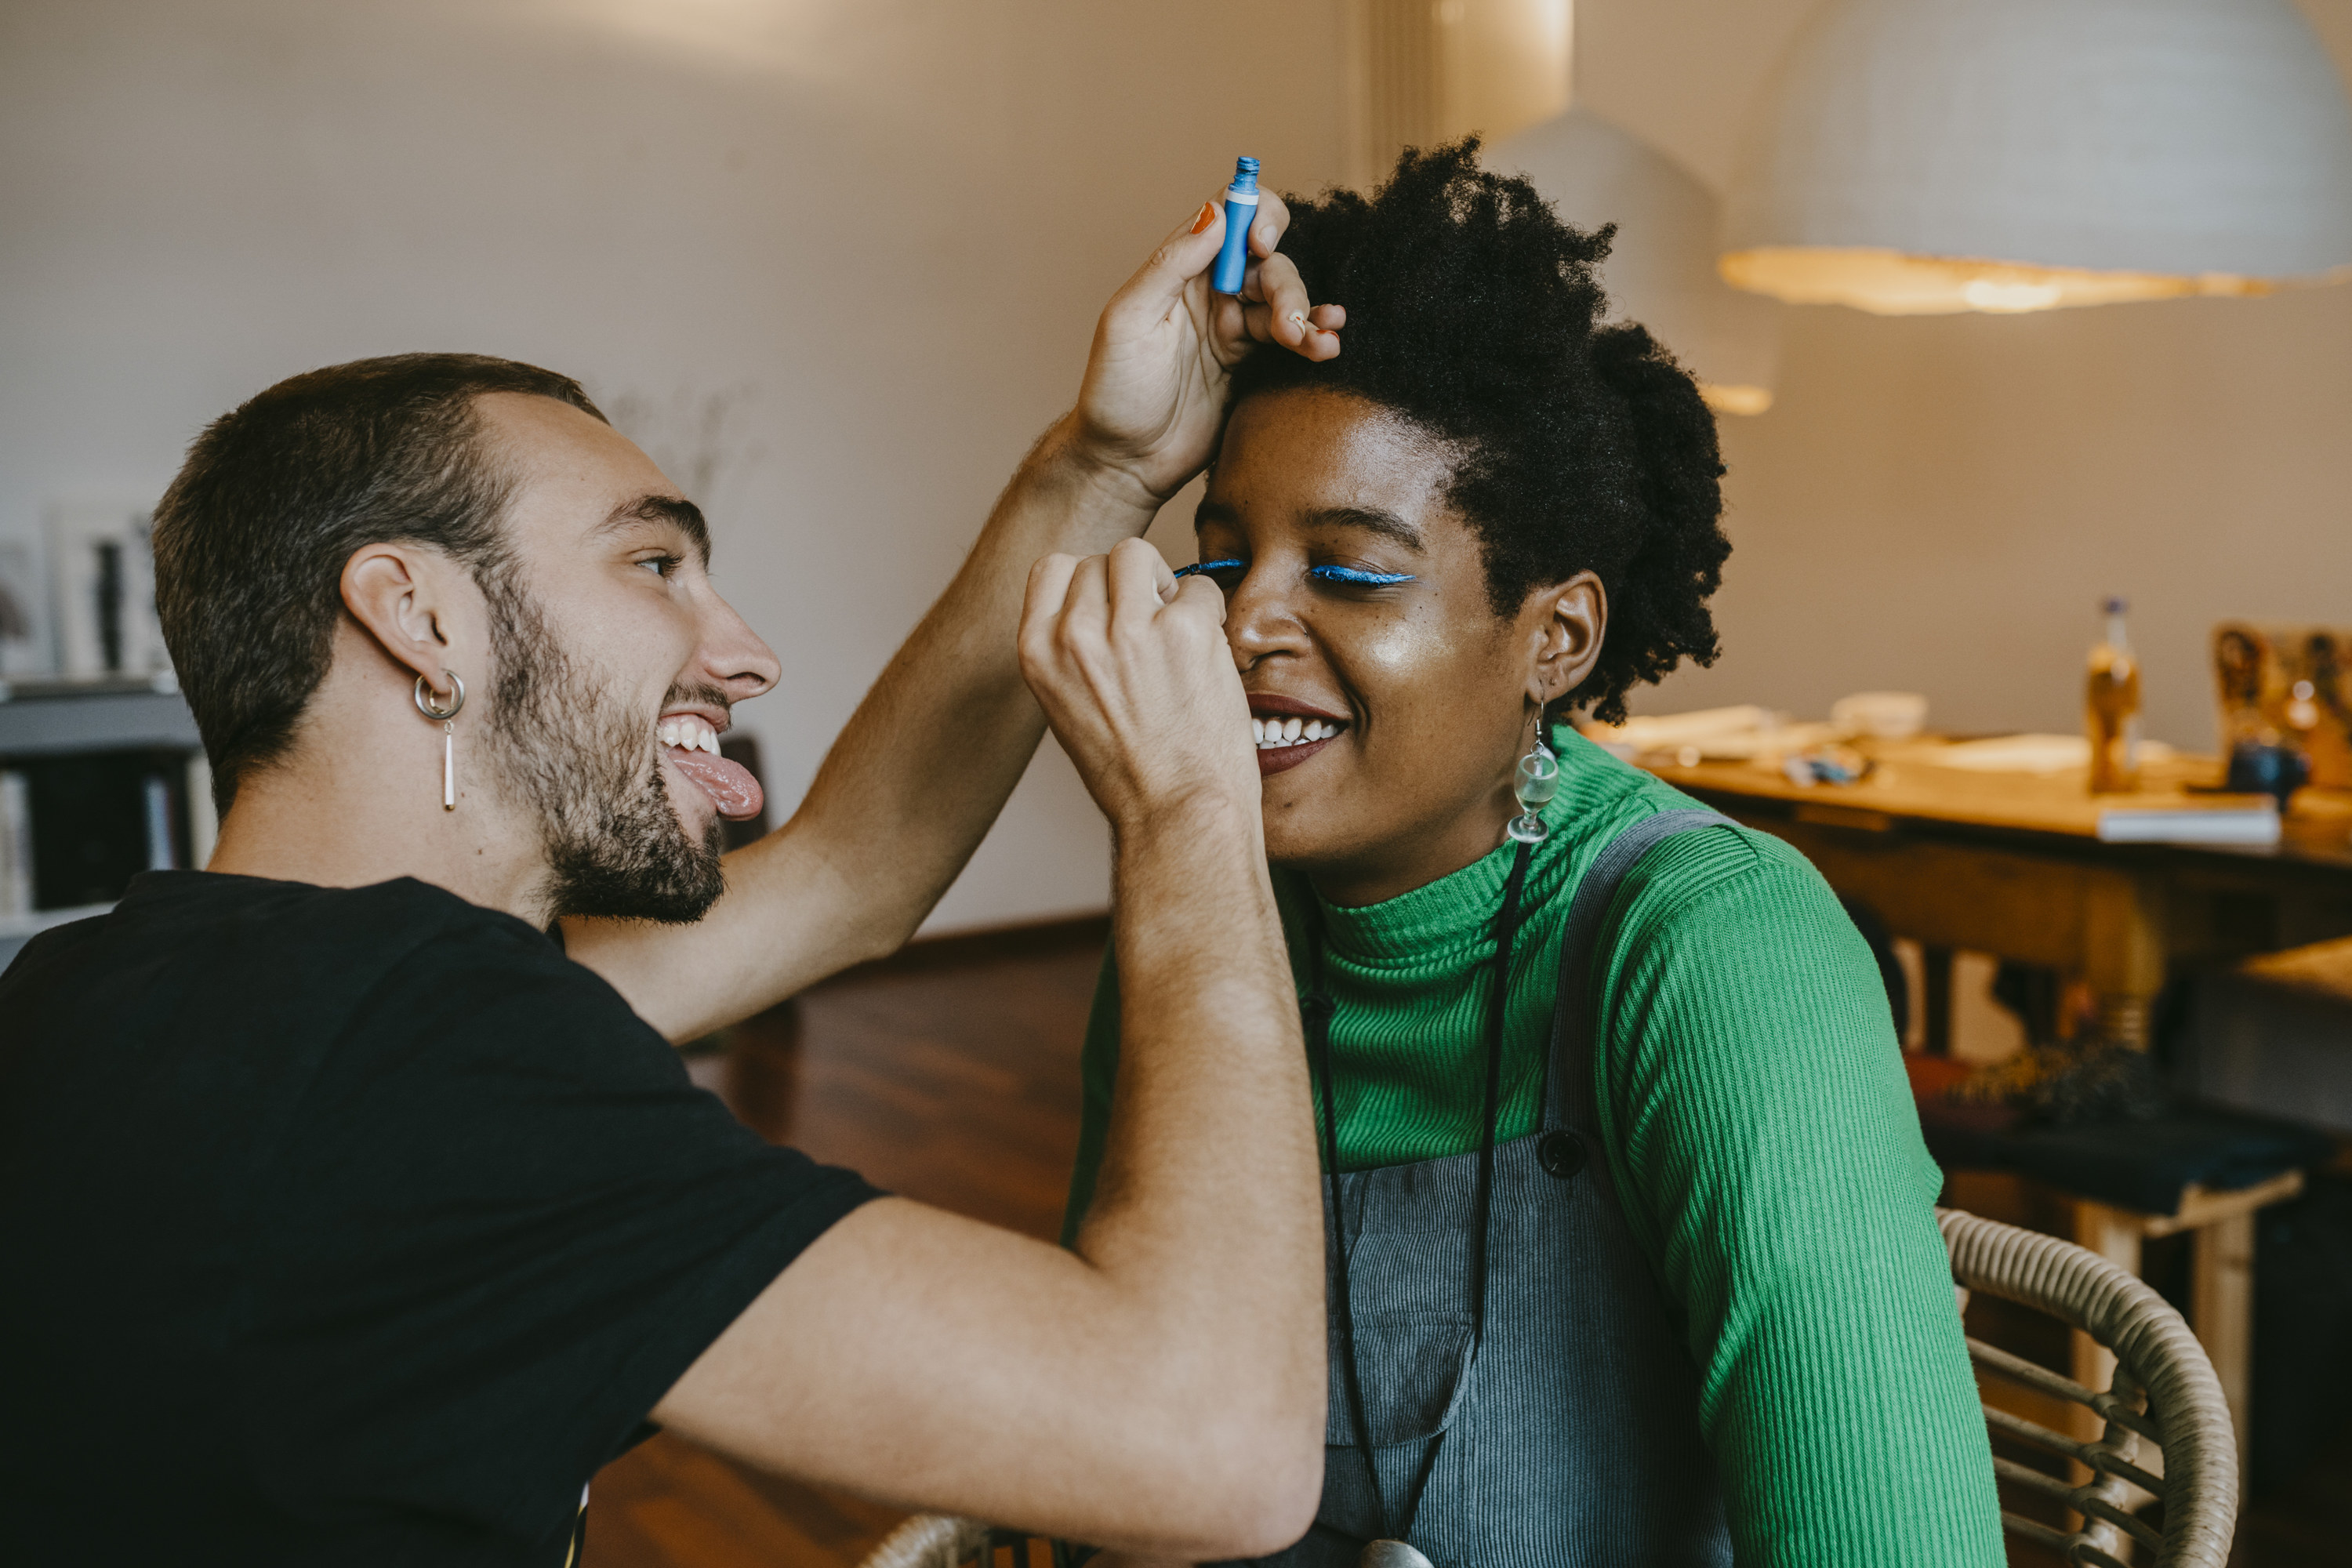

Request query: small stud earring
[
  {"left": 1507, "top": 713, "right": 1559, "bottom": 844},
  {"left": 413, "top": 670, "right": 466, "bottom": 811}
]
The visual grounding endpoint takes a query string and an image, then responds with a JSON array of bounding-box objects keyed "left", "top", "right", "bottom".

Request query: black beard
[{"left": 481, "top": 567, "right": 725, "bottom": 924}]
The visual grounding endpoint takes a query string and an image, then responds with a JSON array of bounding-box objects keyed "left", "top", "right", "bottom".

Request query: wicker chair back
[{"left": 1942, "top": 1206, "right": 2238, "bottom": 1568}]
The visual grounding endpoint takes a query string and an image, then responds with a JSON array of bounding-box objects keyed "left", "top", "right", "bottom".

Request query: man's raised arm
[{"left": 566, "top": 187, "right": 1344, "bottom": 1040}]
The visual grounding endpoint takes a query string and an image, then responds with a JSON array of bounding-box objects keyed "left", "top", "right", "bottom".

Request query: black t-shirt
[{"left": 0, "top": 871, "right": 879, "bottom": 1566}]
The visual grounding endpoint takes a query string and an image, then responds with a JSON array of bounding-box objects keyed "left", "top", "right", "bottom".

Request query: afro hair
[{"left": 1224, "top": 137, "right": 1731, "bottom": 725}]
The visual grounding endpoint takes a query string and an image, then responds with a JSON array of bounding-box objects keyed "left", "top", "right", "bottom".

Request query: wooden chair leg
[
  {"left": 2191, "top": 1210, "right": 2257, "bottom": 1492},
  {"left": 1923, "top": 946, "right": 1954, "bottom": 1057},
  {"left": 2069, "top": 1202, "right": 2144, "bottom": 1461}
]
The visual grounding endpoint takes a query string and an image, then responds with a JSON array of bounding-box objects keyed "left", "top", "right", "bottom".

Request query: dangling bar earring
[
  {"left": 1506, "top": 710, "right": 1559, "bottom": 844},
  {"left": 412, "top": 670, "right": 466, "bottom": 811}
]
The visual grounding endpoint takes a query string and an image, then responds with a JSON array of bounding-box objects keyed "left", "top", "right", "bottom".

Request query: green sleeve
[
  {"left": 1595, "top": 832, "right": 2004, "bottom": 1566},
  {"left": 1060, "top": 944, "right": 1123, "bottom": 1248}
]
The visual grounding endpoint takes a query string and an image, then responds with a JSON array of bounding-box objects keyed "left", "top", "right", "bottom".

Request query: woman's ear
[
  {"left": 340, "top": 544, "right": 459, "bottom": 688},
  {"left": 1526, "top": 571, "right": 1607, "bottom": 709}
]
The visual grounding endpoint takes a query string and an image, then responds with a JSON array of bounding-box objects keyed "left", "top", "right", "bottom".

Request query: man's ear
[
  {"left": 340, "top": 544, "right": 463, "bottom": 688},
  {"left": 1526, "top": 571, "right": 1607, "bottom": 710}
]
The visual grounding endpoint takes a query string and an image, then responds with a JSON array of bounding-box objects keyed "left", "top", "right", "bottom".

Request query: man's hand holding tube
[{"left": 1064, "top": 185, "right": 1346, "bottom": 512}]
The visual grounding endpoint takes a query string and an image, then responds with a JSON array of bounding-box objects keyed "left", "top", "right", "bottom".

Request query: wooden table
[
  {"left": 1635, "top": 739, "right": 2352, "bottom": 1472},
  {"left": 1639, "top": 742, "right": 2352, "bottom": 1050}
]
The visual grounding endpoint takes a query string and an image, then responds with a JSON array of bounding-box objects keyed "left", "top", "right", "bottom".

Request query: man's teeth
[
  {"left": 658, "top": 716, "right": 723, "bottom": 755},
  {"left": 1250, "top": 715, "right": 1343, "bottom": 750}
]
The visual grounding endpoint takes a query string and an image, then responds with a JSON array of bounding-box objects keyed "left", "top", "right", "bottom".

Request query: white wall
[
  {"left": 1577, "top": 0, "right": 2352, "bottom": 747},
  {"left": 0, "top": 0, "right": 1348, "bottom": 931},
  {"left": 13, "top": 0, "right": 2350, "bottom": 931}
]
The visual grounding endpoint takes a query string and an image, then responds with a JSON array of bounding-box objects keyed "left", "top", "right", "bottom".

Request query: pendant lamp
[
  {"left": 1495, "top": 111, "right": 1781, "bottom": 413},
  {"left": 1721, "top": 0, "right": 2352, "bottom": 315}
]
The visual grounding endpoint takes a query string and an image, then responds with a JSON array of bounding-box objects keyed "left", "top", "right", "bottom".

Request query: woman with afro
[{"left": 1063, "top": 142, "right": 2002, "bottom": 1566}]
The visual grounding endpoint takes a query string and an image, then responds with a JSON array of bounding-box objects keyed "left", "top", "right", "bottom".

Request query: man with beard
[{"left": 0, "top": 191, "right": 1339, "bottom": 1565}]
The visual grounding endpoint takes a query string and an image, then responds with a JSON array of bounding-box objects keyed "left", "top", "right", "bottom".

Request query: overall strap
[{"left": 1540, "top": 808, "right": 1739, "bottom": 1131}]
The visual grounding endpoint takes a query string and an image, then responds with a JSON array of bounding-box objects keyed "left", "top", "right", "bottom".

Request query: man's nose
[{"left": 696, "top": 592, "right": 782, "bottom": 703}]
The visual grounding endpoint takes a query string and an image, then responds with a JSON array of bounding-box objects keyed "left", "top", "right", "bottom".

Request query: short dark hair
[
  {"left": 1225, "top": 139, "right": 1732, "bottom": 724},
  {"left": 152, "top": 353, "right": 605, "bottom": 808}
]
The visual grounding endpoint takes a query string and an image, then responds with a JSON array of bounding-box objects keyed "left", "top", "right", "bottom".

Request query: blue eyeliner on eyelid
[
  {"left": 1310, "top": 564, "right": 1417, "bottom": 586},
  {"left": 1172, "top": 558, "right": 1415, "bottom": 586}
]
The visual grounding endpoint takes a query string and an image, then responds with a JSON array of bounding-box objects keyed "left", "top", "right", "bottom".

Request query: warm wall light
[
  {"left": 1351, "top": 0, "right": 1573, "bottom": 189},
  {"left": 1697, "top": 383, "right": 1773, "bottom": 417},
  {"left": 1722, "top": 0, "right": 2352, "bottom": 316},
  {"left": 1719, "top": 249, "right": 2285, "bottom": 318}
]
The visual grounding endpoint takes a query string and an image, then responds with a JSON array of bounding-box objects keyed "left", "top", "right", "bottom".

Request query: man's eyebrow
[{"left": 597, "top": 494, "right": 711, "bottom": 564}]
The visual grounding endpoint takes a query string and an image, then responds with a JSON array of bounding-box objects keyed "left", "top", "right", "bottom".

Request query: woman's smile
[{"left": 1248, "top": 691, "right": 1351, "bottom": 775}]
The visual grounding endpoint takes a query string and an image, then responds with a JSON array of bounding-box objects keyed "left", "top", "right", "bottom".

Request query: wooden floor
[{"left": 580, "top": 920, "right": 2349, "bottom": 1568}]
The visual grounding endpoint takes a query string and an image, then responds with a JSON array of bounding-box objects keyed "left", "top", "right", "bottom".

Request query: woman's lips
[
  {"left": 1257, "top": 735, "right": 1338, "bottom": 777},
  {"left": 1248, "top": 695, "right": 1350, "bottom": 779}
]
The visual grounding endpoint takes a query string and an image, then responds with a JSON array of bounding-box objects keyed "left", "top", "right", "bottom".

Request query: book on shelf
[
  {"left": 0, "top": 770, "right": 30, "bottom": 917},
  {"left": 2096, "top": 800, "right": 2281, "bottom": 845}
]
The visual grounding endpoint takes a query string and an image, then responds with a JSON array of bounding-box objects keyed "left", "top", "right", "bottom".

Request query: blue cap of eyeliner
[{"left": 1212, "top": 156, "right": 1261, "bottom": 296}]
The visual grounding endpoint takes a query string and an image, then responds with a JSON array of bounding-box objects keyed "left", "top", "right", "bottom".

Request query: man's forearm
[
  {"left": 570, "top": 416, "right": 1161, "bottom": 1038},
  {"left": 1072, "top": 798, "right": 1323, "bottom": 1475}
]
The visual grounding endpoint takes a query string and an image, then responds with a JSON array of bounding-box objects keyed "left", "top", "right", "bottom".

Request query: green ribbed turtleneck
[{"left": 1065, "top": 730, "right": 2002, "bottom": 1565}]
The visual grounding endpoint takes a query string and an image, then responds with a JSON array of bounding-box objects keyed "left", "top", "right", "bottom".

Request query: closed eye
[
  {"left": 1174, "top": 557, "right": 1247, "bottom": 583},
  {"left": 1309, "top": 564, "right": 1416, "bottom": 586}
]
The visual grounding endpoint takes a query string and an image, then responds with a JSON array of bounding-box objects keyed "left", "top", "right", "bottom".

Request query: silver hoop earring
[
  {"left": 413, "top": 670, "right": 466, "bottom": 811},
  {"left": 1506, "top": 711, "right": 1559, "bottom": 844}
]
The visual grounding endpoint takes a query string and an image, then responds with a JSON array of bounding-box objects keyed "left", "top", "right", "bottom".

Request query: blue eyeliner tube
[{"left": 1211, "top": 156, "right": 1261, "bottom": 295}]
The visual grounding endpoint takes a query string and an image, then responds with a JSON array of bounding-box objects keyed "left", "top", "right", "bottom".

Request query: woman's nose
[{"left": 1221, "top": 573, "right": 1308, "bottom": 669}]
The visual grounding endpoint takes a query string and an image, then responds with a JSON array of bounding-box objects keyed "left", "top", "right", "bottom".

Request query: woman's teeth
[
  {"left": 659, "top": 715, "right": 723, "bottom": 755},
  {"left": 1251, "top": 716, "right": 1342, "bottom": 750}
]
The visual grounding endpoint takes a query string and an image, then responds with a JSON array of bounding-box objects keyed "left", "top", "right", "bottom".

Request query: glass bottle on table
[{"left": 2086, "top": 596, "right": 2141, "bottom": 793}]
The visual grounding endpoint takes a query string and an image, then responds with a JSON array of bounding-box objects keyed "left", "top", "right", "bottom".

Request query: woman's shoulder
[{"left": 1595, "top": 794, "right": 1850, "bottom": 965}]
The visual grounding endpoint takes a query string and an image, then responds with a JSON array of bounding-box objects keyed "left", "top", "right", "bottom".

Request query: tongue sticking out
[{"left": 670, "top": 748, "right": 764, "bottom": 821}]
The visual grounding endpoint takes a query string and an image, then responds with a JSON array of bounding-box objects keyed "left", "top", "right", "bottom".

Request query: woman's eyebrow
[
  {"left": 1302, "top": 506, "right": 1425, "bottom": 552},
  {"left": 1192, "top": 500, "right": 1425, "bottom": 554},
  {"left": 1194, "top": 498, "right": 1240, "bottom": 531}
]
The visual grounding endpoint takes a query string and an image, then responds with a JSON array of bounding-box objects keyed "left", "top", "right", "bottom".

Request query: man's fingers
[
  {"left": 1019, "top": 553, "right": 1083, "bottom": 673},
  {"left": 1105, "top": 537, "right": 1176, "bottom": 623},
  {"left": 1239, "top": 299, "right": 1342, "bottom": 365},
  {"left": 1249, "top": 188, "right": 1290, "bottom": 257},
  {"left": 1104, "top": 193, "right": 1230, "bottom": 332},
  {"left": 1168, "top": 572, "right": 1230, "bottom": 626},
  {"left": 1023, "top": 553, "right": 1080, "bottom": 630},
  {"left": 1241, "top": 254, "right": 1342, "bottom": 361},
  {"left": 1057, "top": 553, "right": 1112, "bottom": 648}
]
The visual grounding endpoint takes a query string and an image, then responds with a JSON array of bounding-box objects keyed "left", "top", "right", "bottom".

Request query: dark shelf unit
[{"left": 0, "top": 681, "right": 204, "bottom": 968}]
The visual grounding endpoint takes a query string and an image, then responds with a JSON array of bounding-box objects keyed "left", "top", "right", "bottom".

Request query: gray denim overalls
[{"left": 1249, "top": 808, "right": 1738, "bottom": 1568}]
